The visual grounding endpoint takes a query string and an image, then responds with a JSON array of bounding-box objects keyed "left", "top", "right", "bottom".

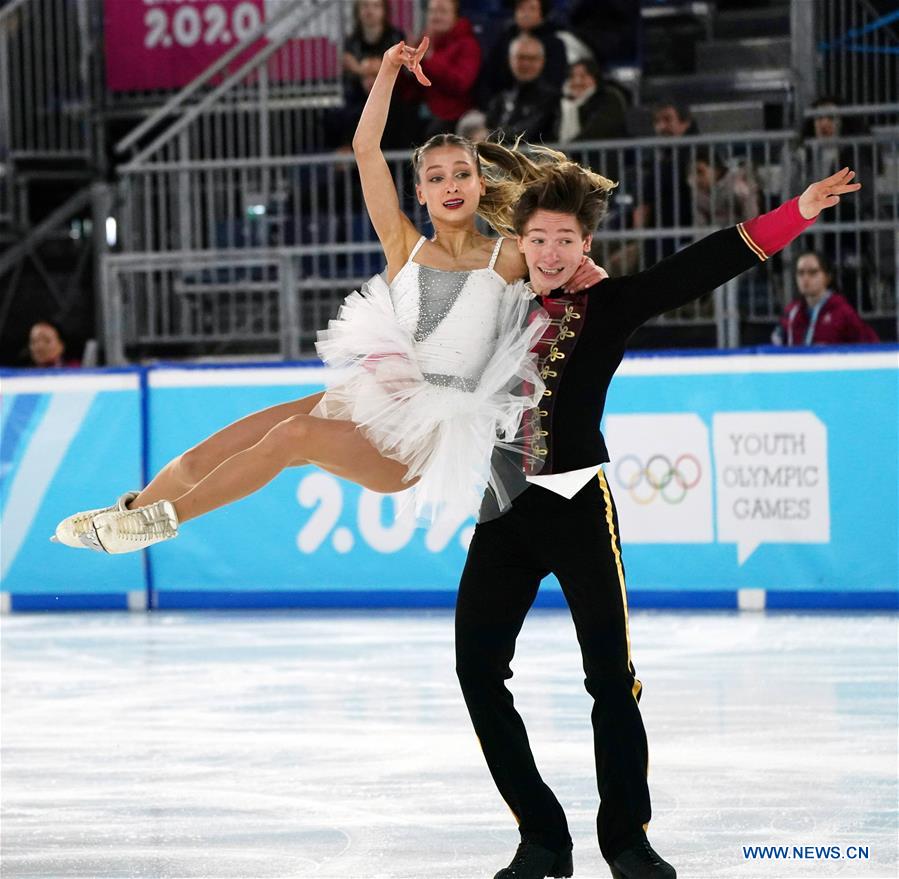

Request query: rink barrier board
[
  {"left": 7, "top": 590, "right": 147, "bottom": 612},
  {"left": 6, "top": 589, "right": 896, "bottom": 613},
  {"left": 151, "top": 588, "right": 745, "bottom": 610},
  {"left": 0, "top": 370, "right": 147, "bottom": 612},
  {"left": 2, "top": 346, "right": 897, "bottom": 613},
  {"left": 150, "top": 588, "right": 898, "bottom": 611}
]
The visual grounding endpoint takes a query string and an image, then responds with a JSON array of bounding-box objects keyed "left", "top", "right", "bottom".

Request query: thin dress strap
[
  {"left": 408, "top": 236, "right": 427, "bottom": 262},
  {"left": 488, "top": 237, "right": 504, "bottom": 270}
]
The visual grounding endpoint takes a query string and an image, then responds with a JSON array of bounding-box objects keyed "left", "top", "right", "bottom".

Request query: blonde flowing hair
[{"left": 411, "top": 134, "right": 616, "bottom": 237}]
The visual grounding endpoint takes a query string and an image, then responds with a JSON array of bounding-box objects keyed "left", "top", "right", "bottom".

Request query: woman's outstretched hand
[
  {"left": 384, "top": 39, "right": 431, "bottom": 86},
  {"left": 798, "top": 167, "right": 861, "bottom": 219}
]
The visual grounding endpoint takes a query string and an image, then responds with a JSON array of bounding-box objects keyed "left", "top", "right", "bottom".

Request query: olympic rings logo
[{"left": 614, "top": 454, "right": 702, "bottom": 505}]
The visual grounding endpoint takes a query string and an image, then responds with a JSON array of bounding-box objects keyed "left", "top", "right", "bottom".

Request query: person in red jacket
[
  {"left": 774, "top": 250, "right": 879, "bottom": 345},
  {"left": 417, "top": 0, "right": 481, "bottom": 138}
]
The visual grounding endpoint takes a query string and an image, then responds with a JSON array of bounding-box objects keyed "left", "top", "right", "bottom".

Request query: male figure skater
[{"left": 455, "top": 164, "right": 859, "bottom": 879}]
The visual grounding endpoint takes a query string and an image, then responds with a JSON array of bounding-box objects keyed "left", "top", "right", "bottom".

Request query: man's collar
[{"left": 532, "top": 284, "right": 573, "bottom": 300}]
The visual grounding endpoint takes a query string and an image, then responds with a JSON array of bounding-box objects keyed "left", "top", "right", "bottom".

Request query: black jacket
[
  {"left": 568, "top": 83, "right": 629, "bottom": 141},
  {"left": 479, "top": 20, "right": 568, "bottom": 98},
  {"left": 479, "top": 223, "right": 763, "bottom": 520},
  {"left": 486, "top": 78, "right": 560, "bottom": 142}
]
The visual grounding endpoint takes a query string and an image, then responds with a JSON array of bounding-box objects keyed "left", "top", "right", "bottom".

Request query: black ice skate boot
[
  {"left": 609, "top": 838, "right": 676, "bottom": 879},
  {"left": 494, "top": 841, "right": 574, "bottom": 879}
]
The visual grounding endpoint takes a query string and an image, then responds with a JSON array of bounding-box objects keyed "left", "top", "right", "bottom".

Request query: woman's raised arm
[{"left": 352, "top": 40, "right": 431, "bottom": 275}]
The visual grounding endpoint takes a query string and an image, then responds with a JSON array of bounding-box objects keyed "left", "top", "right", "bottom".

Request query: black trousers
[{"left": 455, "top": 470, "right": 651, "bottom": 863}]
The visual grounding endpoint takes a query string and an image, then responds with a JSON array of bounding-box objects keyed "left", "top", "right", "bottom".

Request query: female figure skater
[{"left": 53, "top": 39, "right": 602, "bottom": 554}]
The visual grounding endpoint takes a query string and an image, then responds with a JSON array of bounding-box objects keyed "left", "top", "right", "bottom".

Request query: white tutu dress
[{"left": 314, "top": 236, "right": 549, "bottom": 520}]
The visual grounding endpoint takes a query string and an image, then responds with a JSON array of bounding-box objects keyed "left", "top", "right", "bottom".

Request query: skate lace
[
  {"left": 72, "top": 511, "right": 101, "bottom": 534},
  {"left": 115, "top": 505, "right": 176, "bottom": 540}
]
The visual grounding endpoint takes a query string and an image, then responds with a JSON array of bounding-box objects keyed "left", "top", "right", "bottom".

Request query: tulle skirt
[{"left": 313, "top": 274, "right": 549, "bottom": 521}]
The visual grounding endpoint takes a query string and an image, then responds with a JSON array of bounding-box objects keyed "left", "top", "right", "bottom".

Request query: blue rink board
[
  {"left": 1, "top": 371, "right": 146, "bottom": 610},
  {"left": 1, "top": 348, "right": 897, "bottom": 611}
]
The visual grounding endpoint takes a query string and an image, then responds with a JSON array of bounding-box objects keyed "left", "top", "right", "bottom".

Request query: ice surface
[{"left": 1, "top": 609, "right": 896, "bottom": 878}]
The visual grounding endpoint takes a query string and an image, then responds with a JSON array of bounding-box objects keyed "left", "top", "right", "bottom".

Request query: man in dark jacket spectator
[
  {"left": 774, "top": 251, "right": 879, "bottom": 345},
  {"left": 485, "top": 34, "right": 560, "bottom": 142},
  {"left": 478, "top": 0, "right": 568, "bottom": 100},
  {"left": 417, "top": 0, "right": 482, "bottom": 138},
  {"left": 558, "top": 59, "right": 628, "bottom": 143},
  {"left": 606, "top": 100, "right": 699, "bottom": 274},
  {"left": 632, "top": 100, "right": 699, "bottom": 230}
]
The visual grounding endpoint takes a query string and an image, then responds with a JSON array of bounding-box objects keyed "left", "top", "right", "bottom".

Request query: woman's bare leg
[
  {"left": 133, "top": 392, "right": 325, "bottom": 507},
  {"left": 171, "top": 414, "right": 410, "bottom": 523}
]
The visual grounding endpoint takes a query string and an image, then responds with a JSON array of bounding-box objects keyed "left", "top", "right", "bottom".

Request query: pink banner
[
  {"left": 105, "top": 0, "right": 266, "bottom": 92},
  {"left": 104, "top": 0, "right": 338, "bottom": 93}
]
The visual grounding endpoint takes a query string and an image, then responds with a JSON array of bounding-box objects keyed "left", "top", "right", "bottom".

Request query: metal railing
[
  {"left": 102, "top": 131, "right": 897, "bottom": 361},
  {"left": 0, "top": 0, "right": 92, "bottom": 160},
  {"left": 114, "top": 0, "right": 346, "bottom": 161},
  {"left": 816, "top": 0, "right": 899, "bottom": 115},
  {"left": 804, "top": 102, "right": 899, "bottom": 131},
  {"left": 102, "top": 249, "right": 301, "bottom": 363},
  {"left": 0, "top": 187, "right": 92, "bottom": 279},
  {"left": 0, "top": 161, "right": 10, "bottom": 231},
  {"left": 116, "top": 132, "right": 799, "bottom": 253},
  {"left": 115, "top": 0, "right": 347, "bottom": 168}
]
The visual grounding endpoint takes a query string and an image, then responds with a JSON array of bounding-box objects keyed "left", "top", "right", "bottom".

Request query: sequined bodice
[{"left": 390, "top": 238, "right": 508, "bottom": 388}]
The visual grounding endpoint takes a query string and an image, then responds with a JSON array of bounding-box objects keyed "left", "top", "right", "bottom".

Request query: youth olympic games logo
[{"left": 614, "top": 454, "right": 702, "bottom": 504}]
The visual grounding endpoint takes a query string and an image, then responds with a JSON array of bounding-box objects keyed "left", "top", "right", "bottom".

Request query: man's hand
[
  {"left": 563, "top": 255, "right": 608, "bottom": 293},
  {"left": 798, "top": 167, "right": 861, "bottom": 219}
]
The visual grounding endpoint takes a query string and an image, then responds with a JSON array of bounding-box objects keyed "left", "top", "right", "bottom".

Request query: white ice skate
[
  {"left": 52, "top": 491, "right": 140, "bottom": 549},
  {"left": 89, "top": 500, "right": 180, "bottom": 554}
]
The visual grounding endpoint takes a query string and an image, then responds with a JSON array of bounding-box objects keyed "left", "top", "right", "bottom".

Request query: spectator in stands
[
  {"left": 478, "top": 0, "right": 567, "bottom": 100},
  {"left": 329, "top": 0, "right": 415, "bottom": 150},
  {"left": 801, "top": 96, "right": 859, "bottom": 176},
  {"left": 689, "top": 147, "right": 760, "bottom": 226},
  {"left": 610, "top": 100, "right": 698, "bottom": 273},
  {"left": 417, "top": 0, "right": 482, "bottom": 138},
  {"left": 773, "top": 251, "right": 879, "bottom": 345},
  {"left": 635, "top": 99, "right": 698, "bottom": 228},
  {"left": 328, "top": 56, "right": 415, "bottom": 151},
  {"left": 801, "top": 96, "right": 875, "bottom": 205},
  {"left": 485, "top": 34, "right": 560, "bottom": 142},
  {"left": 558, "top": 59, "right": 628, "bottom": 143},
  {"left": 27, "top": 320, "right": 79, "bottom": 368},
  {"left": 567, "top": 0, "right": 640, "bottom": 69},
  {"left": 651, "top": 99, "right": 698, "bottom": 138},
  {"left": 343, "top": 0, "right": 405, "bottom": 99},
  {"left": 809, "top": 97, "right": 842, "bottom": 140},
  {"left": 798, "top": 95, "right": 877, "bottom": 308},
  {"left": 456, "top": 109, "right": 489, "bottom": 142}
]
